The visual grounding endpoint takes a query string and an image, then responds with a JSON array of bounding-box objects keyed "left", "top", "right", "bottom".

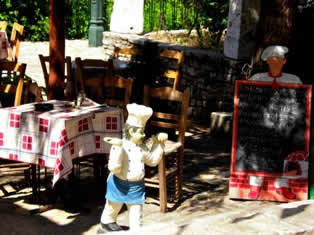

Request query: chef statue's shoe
[{"left": 96, "top": 222, "right": 123, "bottom": 234}]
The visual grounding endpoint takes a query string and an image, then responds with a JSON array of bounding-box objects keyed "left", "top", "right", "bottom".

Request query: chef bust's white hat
[
  {"left": 261, "top": 45, "right": 288, "bottom": 61},
  {"left": 126, "top": 103, "right": 153, "bottom": 128}
]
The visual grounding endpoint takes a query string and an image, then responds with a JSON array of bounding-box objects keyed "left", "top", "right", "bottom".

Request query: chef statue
[
  {"left": 97, "top": 103, "right": 168, "bottom": 234},
  {"left": 248, "top": 45, "right": 304, "bottom": 201},
  {"left": 249, "top": 45, "right": 302, "bottom": 85}
]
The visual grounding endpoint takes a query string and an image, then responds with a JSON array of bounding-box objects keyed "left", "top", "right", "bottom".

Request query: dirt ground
[{"left": 0, "top": 124, "right": 236, "bottom": 235}]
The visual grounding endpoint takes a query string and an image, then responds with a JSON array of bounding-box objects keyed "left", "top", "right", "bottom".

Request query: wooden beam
[{"left": 48, "top": 0, "right": 65, "bottom": 100}]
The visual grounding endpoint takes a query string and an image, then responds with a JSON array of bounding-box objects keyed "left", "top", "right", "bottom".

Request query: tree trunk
[{"left": 254, "top": 0, "right": 295, "bottom": 64}]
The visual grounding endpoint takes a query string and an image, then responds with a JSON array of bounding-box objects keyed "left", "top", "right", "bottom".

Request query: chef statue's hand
[
  {"left": 103, "top": 137, "right": 122, "bottom": 146},
  {"left": 157, "top": 132, "right": 168, "bottom": 143}
]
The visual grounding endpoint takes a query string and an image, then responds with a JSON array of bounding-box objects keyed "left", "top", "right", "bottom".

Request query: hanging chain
[{"left": 241, "top": 57, "right": 254, "bottom": 80}]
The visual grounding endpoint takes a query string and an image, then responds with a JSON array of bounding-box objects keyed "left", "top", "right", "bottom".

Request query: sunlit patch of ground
[{"left": 144, "top": 29, "right": 225, "bottom": 50}]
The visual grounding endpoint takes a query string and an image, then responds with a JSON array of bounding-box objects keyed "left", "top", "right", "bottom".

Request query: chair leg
[
  {"left": 176, "top": 150, "right": 184, "bottom": 201},
  {"left": 158, "top": 155, "right": 167, "bottom": 213}
]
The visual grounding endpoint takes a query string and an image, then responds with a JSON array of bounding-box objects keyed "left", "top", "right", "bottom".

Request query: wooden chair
[
  {"left": 144, "top": 86, "right": 190, "bottom": 213},
  {"left": 74, "top": 58, "right": 131, "bottom": 180},
  {"left": 75, "top": 57, "right": 114, "bottom": 103},
  {"left": 0, "top": 21, "right": 8, "bottom": 31},
  {"left": 38, "top": 54, "right": 73, "bottom": 100},
  {"left": 23, "top": 81, "right": 42, "bottom": 103},
  {"left": 159, "top": 49, "right": 184, "bottom": 90},
  {"left": 0, "top": 62, "right": 26, "bottom": 106},
  {"left": 0, "top": 62, "right": 41, "bottom": 195},
  {"left": 7, "top": 22, "right": 24, "bottom": 62},
  {"left": 0, "top": 61, "right": 41, "bottom": 104},
  {"left": 113, "top": 47, "right": 184, "bottom": 90},
  {"left": 103, "top": 74, "right": 133, "bottom": 120},
  {"left": 114, "top": 47, "right": 143, "bottom": 59}
]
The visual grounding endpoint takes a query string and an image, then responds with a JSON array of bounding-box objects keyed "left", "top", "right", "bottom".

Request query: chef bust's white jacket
[{"left": 108, "top": 138, "right": 164, "bottom": 181}]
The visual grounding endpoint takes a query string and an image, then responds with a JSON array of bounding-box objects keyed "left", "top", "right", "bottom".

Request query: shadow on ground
[
  {"left": 0, "top": 170, "right": 107, "bottom": 235},
  {"left": 145, "top": 124, "right": 232, "bottom": 214},
  {"left": 0, "top": 124, "right": 234, "bottom": 234}
]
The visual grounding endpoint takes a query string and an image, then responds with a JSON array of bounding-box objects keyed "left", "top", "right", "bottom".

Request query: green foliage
[
  {"left": 0, "top": 0, "right": 49, "bottom": 41},
  {"left": 143, "top": 0, "right": 228, "bottom": 47},
  {"left": 182, "top": 0, "right": 229, "bottom": 44},
  {"left": 0, "top": 0, "right": 229, "bottom": 45},
  {"left": 104, "top": 0, "right": 114, "bottom": 31},
  {"left": 0, "top": 0, "right": 92, "bottom": 41},
  {"left": 143, "top": 0, "right": 228, "bottom": 33},
  {"left": 200, "top": 1, "right": 229, "bottom": 43},
  {"left": 65, "top": 0, "right": 90, "bottom": 39},
  {"left": 144, "top": 0, "right": 190, "bottom": 32}
]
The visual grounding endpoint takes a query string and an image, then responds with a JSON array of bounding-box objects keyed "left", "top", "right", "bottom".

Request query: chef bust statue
[
  {"left": 97, "top": 103, "right": 168, "bottom": 234},
  {"left": 249, "top": 45, "right": 302, "bottom": 85}
]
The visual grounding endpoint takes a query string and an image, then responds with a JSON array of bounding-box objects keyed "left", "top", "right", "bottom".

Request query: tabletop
[
  {"left": 0, "top": 30, "right": 8, "bottom": 60},
  {"left": 0, "top": 99, "right": 123, "bottom": 186}
]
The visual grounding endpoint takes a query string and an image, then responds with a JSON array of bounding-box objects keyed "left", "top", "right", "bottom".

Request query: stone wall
[{"left": 103, "top": 32, "right": 243, "bottom": 124}]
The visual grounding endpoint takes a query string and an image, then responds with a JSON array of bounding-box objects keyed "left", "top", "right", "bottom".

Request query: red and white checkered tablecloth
[{"left": 0, "top": 100, "right": 123, "bottom": 186}]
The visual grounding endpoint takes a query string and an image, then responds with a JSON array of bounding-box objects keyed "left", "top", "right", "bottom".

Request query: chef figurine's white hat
[
  {"left": 261, "top": 45, "right": 288, "bottom": 61},
  {"left": 126, "top": 103, "right": 153, "bottom": 128}
]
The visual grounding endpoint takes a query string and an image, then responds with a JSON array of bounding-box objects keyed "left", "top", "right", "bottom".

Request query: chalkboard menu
[
  {"left": 229, "top": 80, "right": 312, "bottom": 202},
  {"left": 231, "top": 81, "right": 312, "bottom": 176}
]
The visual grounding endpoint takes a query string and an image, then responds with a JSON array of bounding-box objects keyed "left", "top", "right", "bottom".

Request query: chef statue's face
[
  {"left": 129, "top": 127, "right": 146, "bottom": 145},
  {"left": 267, "top": 56, "right": 286, "bottom": 75}
]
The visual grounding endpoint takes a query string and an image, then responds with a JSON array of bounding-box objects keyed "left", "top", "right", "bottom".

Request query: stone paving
[
  {"left": 2, "top": 40, "right": 314, "bottom": 235},
  {"left": 18, "top": 40, "right": 106, "bottom": 88},
  {"left": 0, "top": 122, "right": 281, "bottom": 235}
]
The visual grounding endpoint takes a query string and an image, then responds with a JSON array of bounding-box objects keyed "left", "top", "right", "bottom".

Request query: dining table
[{"left": 0, "top": 99, "right": 123, "bottom": 188}]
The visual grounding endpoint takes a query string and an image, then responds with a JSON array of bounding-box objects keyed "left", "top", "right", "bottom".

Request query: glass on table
[{"left": 74, "top": 90, "right": 86, "bottom": 108}]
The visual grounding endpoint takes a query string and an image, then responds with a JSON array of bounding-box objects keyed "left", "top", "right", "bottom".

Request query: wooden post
[{"left": 48, "top": 0, "right": 65, "bottom": 100}]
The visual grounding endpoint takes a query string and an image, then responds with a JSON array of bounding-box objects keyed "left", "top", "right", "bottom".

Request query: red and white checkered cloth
[{"left": 0, "top": 100, "right": 123, "bottom": 186}]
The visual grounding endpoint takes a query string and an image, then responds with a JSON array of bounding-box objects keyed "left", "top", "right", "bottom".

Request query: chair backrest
[
  {"left": 144, "top": 86, "right": 190, "bottom": 145},
  {"left": 8, "top": 22, "right": 24, "bottom": 62},
  {"left": 113, "top": 47, "right": 143, "bottom": 59},
  {"left": 0, "top": 21, "right": 8, "bottom": 31},
  {"left": 159, "top": 49, "right": 184, "bottom": 90},
  {"left": 38, "top": 54, "right": 73, "bottom": 100},
  {"left": 113, "top": 46, "right": 144, "bottom": 72},
  {"left": 103, "top": 75, "right": 133, "bottom": 119},
  {"left": 23, "top": 82, "right": 42, "bottom": 104},
  {"left": 75, "top": 57, "right": 114, "bottom": 102},
  {"left": 114, "top": 47, "right": 184, "bottom": 90},
  {"left": 0, "top": 62, "right": 26, "bottom": 106}
]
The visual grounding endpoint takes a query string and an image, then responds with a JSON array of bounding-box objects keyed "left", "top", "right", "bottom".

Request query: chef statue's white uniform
[
  {"left": 248, "top": 45, "right": 302, "bottom": 200},
  {"left": 97, "top": 103, "right": 168, "bottom": 234}
]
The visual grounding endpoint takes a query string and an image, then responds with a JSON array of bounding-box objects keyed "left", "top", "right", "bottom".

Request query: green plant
[
  {"left": 65, "top": 0, "right": 90, "bottom": 39},
  {"left": 0, "top": 0, "right": 49, "bottom": 41},
  {"left": 0, "top": 0, "right": 229, "bottom": 44},
  {"left": 183, "top": 0, "right": 229, "bottom": 45}
]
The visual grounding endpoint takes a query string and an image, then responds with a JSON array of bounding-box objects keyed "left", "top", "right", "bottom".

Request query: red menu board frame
[{"left": 229, "top": 80, "right": 312, "bottom": 202}]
